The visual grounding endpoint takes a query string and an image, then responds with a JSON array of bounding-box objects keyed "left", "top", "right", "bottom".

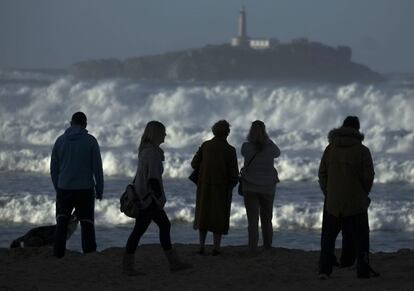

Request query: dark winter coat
[
  {"left": 191, "top": 137, "right": 239, "bottom": 234},
  {"left": 318, "top": 127, "right": 374, "bottom": 217}
]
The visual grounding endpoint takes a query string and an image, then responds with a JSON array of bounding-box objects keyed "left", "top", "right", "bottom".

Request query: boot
[
  {"left": 164, "top": 249, "right": 192, "bottom": 272},
  {"left": 122, "top": 253, "right": 144, "bottom": 276}
]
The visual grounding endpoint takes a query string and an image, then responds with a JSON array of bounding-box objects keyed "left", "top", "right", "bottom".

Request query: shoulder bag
[
  {"left": 238, "top": 151, "right": 259, "bottom": 196},
  {"left": 120, "top": 173, "right": 142, "bottom": 218},
  {"left": 188, "top": 146, "right": 202, "bottom": 185}
]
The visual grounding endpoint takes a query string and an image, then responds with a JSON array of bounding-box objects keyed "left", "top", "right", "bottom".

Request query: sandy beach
[{"left": 1, "top": 245, "right": 413, "bottom": 291}]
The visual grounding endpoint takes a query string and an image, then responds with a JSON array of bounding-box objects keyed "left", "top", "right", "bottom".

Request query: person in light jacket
[
  {"left": 240, "top": 120, "right": 280, "bottom": 252},
  {"left": 123, "top": 121, "right": 191, "bottom": 276}
]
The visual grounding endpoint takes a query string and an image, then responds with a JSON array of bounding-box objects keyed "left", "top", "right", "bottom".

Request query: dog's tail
[{"left": 10, "top": 237, "right": 24, "bottom": 248}]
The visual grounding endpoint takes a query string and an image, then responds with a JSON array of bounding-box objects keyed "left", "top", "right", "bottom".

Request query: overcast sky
[{"left": 1, "top": 0, "right": 413, "bottom": 73}]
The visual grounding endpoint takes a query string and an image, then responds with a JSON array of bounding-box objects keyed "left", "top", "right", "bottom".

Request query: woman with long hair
[
  {"left": 240, "top": 120, "right": 280, "bottom": 252},
  {"left": 191, "top": 120, "right": 239, "bottom": 255},
  {"left": 123, "top": 121, "right": 191, "bottom": 275}
]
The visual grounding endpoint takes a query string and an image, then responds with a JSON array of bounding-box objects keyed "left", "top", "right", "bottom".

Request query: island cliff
[
  {"left": 71, "top": 7, "right": 384, "bottom": 84},
  {"left": 71, "top": 42, "right": 384, "bottom": 83}
]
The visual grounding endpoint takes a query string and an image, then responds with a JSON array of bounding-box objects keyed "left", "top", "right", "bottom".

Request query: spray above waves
[
  {"left": 1, "top": 75, "right": 414, "bottom": 183},
  {"left": 0, "top": 194, "right": 413, "bottom": 232}
]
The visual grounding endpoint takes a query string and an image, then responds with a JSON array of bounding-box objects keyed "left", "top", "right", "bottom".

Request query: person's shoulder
[
  {"left": 201, "top": 139, "right": 215, "bottom": 150},
  {"left": 55, "top": 133, "right": 65, "bottom": 142},
  {"left": 86, "top": 133, "right": 97, "bottom": 140},
  {"left": 53, "top": 133, "right": 65, "bottom": 146},
  {"left": 225, "top": 141, "right": 236, "bottom": 153},
  {"left": 84, "top": 133, "right": 99, "bottom": 144},
  {"left": 241, "top": 141, "right": 251, "bottom": 152},
  {"left": 360, "top": 144, "right": 372, "bottom": 154},
  {"left": 201, "top": 140, "right": 210, "bottom": 147}
]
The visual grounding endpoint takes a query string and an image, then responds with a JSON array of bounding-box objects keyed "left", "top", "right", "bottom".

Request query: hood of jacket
[
  {"left": 328, "top": 126, "right": 364, "bottom": 148},
  {"left": 64, "top": 125, "right": 88, "bottom": 141}
]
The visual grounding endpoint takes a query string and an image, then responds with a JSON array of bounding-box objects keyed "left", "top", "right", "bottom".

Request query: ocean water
[{"left": 0, "top": 69, "right": 413, "bottom": 252}]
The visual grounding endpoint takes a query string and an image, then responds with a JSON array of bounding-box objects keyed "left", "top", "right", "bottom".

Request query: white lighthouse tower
[
  {"left": 231, "top": 7, "right": 249, "bottom": 47},
  {"left": 239, "top": 6, "right": 247, "bottom": 40},
  {"left": 231, "top": 7, "right": 279, "bottom": 49}
]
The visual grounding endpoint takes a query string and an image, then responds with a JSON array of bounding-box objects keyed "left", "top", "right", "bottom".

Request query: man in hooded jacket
[
  {"left": 51, "top": 112, "right": 104, "bottom": 258},
  {"left": 318, "top": 116, "right": 377, "bottom": 279}
]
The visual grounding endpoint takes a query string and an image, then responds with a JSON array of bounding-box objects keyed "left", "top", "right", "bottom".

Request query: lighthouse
[
  {"left": 231, "top": 7, "right": 279, "bottom": 49},
  {"left": 238, "top": 6, "right": 247, "bottom": 40},
  {"left": 231, "top": 7, "right": 249, "bottom": 47}
]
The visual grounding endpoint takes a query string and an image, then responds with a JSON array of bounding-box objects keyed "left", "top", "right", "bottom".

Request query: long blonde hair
[
  {"left": 138, "top": 121, "right": 166, "bottom": 154},
  {"left": 247, "top": 120, "right": 269, "bottom": 151}
]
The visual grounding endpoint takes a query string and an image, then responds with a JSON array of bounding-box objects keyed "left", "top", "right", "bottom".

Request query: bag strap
[{"left": 243, "top": 151, "right": 259, "bottom": 172}]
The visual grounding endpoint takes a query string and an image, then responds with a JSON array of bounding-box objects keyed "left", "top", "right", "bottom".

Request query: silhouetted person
[
  {"left": 240, "top": 120, "right": 280, "bottom": 252},
  {"left": 191, "top": 120, "right": 239, "bottom": 255},
  {"left": 318, "top": 116, "right": 378, "bottom": 279},
  {"left": 123, "top": 121, "right": 191, "bottom": 276},
  {"left": 51, "top": 112, "right": 103, "bottom": 258}
]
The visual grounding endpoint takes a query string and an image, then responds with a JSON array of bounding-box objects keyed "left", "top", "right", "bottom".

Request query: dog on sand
[{"left": 10, "top": 213, "right": 79, "bottom": 248}]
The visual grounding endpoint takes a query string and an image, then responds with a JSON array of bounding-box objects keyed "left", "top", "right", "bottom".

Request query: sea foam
[
  {"left": 1, "top": 73, "right": 414, "bottom": 184},
  {"left": 1, "top": 193, "right": 412, "bottom": 232}
]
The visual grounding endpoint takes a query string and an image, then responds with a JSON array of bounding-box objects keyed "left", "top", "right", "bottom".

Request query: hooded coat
[
  {"left": 191, "top": 137, "right": 239, "bottom": 234},
  {"left": 50, "top": 125, "right": 104, "bottom": 195},
  {"left": 318, "top": 126, "right": 374, "bottom": 217}
]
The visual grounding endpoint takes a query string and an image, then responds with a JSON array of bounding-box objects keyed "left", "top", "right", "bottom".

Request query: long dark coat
[{"left": 191, "top": 137, "right": 239, "bottom": 234}]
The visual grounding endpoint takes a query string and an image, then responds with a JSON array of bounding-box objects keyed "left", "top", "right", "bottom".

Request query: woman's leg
[
  {"left": 123, "top": 208, "right": 152, "bottom": 275},
  {"left": 199, "top": 230, "right": 207, "bottom": 253},
  {"left": 213, "top": 233, "right": 222, "bottom": 255},
  {"left": 243, "top": 192, "right": 260, "bottom": 251},
  {"left": 152, "top": 208, "right": 172, "bottom": 251},
  {"left": 152, "top": 206, "right": 191, "bottom": 271},
  {"left": 258, "top": 193, "right": 275, "bottom": 249},
  {"left": 125, "top": 211, "right": 152, "bottom": 254}
]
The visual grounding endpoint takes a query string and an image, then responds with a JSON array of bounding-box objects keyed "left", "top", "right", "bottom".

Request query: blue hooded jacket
[{"left": 50, "top": 125, "right": 104, "bottom": 195}]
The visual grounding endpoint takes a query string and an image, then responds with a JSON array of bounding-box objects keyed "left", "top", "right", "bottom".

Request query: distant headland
[{"left": 71, "top": 7, "right": 385, "bottom": 83}]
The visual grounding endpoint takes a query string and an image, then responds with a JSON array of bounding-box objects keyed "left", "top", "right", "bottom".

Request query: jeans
[
  {"left": 54, "top": 188, "right": 96, "bottom": 258},
  {"left": 126, "top": 202, "right": 172, "bottom": 254},
  {"left": 243, "top": 191, "right": 275, "bottom": 250}
]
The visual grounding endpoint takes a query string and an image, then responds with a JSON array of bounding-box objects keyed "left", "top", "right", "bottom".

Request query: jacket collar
[{"left": 328, "top": 126, "right": 364, "bottom": 147}]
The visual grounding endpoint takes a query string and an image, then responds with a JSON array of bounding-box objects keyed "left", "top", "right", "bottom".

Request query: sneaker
[{"left": 318, "top": 273, "right": 329, "bottom": 280}]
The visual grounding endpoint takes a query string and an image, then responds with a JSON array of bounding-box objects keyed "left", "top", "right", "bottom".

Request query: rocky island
[{"left": 71, "top": 8, "right": 384, "bottom": 83}]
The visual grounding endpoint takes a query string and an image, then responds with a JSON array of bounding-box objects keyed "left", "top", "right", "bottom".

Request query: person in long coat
[
  {"left": 318, "top": 116, "right": 378, "bottom": 279},
  {"left": 191, "top": 120, "right": 239, "bottom": 255}
]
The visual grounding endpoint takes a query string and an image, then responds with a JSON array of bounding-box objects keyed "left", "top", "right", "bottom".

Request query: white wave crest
[
  {"left": 1, "top": 194, "right": 412, "bottom": 232},
  {"left": 1, "top": 76, "right": 414, "bottom": 184}
]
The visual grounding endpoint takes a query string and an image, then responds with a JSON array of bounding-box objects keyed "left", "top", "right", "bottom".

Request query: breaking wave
[
  {"left": 1, "top": 71, "right": 414, "bottom": 183},
  {"left": 0, "top": 193, "right": 413, "bottom": 232}
]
